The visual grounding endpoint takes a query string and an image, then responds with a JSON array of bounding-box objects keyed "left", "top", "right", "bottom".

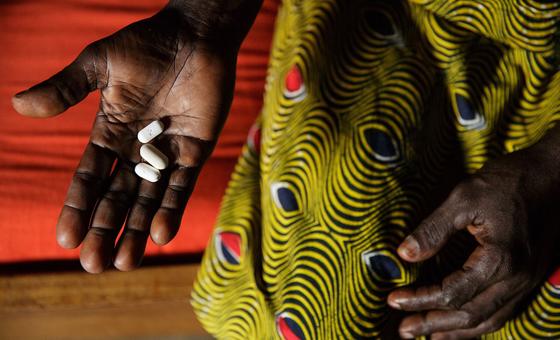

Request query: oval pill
[
  {"left": 140, "top": 144, "right": 169, "bottom": 170},
  {"left": 137, "top": 120, "right": 164, "bottom": 143},
  {"left": 134, "top": 163, "right": 161, "bottom": 183}
]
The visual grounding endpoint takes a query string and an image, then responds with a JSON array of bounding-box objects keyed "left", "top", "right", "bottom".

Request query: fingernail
[
  {"left": 387, "top": 300, "right": 399, "bottom": 309},
  {"left": 401, "top": 331, "right": 414, "bottom": 339},
  {"left": 387, "top": 297, "right": 402, "bottom": 309},
  {"left": 398, "top": 235, "right": 419, "bottom": 259}
]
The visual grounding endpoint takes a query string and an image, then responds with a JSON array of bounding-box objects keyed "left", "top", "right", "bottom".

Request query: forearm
[{"left": 165, "top": 0, "right": 263, "bottom": 45}]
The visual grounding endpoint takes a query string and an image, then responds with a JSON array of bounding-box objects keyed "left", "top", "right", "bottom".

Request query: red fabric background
[{"left": 0, "top": 0, "right": 277, "bottom": 263}]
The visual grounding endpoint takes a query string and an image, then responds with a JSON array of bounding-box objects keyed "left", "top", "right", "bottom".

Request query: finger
[
  {"left": 57, "top": 142, "right": 115, "bottom": 249},
  {"left": 12, "top": 43, "right": 99, "bottom": 117},
  {"left": 113, "top": 179, "right": 164, "bottom": 271},
  {"left": 431, "top": 297, "right": 519, "bottom": 340},
  {"left": 388, "top": 246, "right": 504, "bottom": 311},
  {"left": 80, "top": 164, "right": 138, "bottom": 273},
  {"left": 398, "top": 193, "right": 473, "bottom": 262},
  {"left": 397, "top": 278, "right": 524, "bottom": 338},
  {"left": 150, "top": 166, "right": 198, "bottom": 245},
  {"left": 149, "top": 135, "right": 208, "bottom": 246}
]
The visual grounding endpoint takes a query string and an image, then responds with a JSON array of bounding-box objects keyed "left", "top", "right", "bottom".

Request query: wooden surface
[{"left": 0, "top": 264, "right": 211, "bottom": 339}]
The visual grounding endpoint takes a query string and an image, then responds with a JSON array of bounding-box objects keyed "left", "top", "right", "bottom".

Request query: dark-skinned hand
[
  {"left": 388, "top": 131, "right": 560, "bottom": 339},
  {"left": 11, "top": 1, "right": 261, "bottom": 273}
]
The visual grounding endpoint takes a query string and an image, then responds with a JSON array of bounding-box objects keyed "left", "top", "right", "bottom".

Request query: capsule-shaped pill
[
  {"left": 140, "top": 144, "right": 168, "bottom": 170},
  {"left": 137, "top": 120, "right": 164, "bottom": 143},
  {"left": 134, "top": 163, "right": 161, "bottom": 183}
]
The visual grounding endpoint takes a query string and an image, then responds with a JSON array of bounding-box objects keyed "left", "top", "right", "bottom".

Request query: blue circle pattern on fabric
[
  {"left": 455, "top": 94, "right": 477, "bottom": 121},
  {"left": 364, "top": 128, "right": 398, "bottom": 162},
  {"left": 364, "top": 252, "right": 402, "bottom": 281},
  {"left": 277, "top": 187, "right": 299, "bottom": 212}
]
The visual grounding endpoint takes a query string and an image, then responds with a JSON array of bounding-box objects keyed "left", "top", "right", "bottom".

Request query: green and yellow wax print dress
[{"left": 192, "top": 0, "right": 560, "bottom": 338}]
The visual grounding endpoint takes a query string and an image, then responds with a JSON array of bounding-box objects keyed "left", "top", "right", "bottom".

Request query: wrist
[{"left": 164, "top": 0, "right": 262, "bottom": 47}]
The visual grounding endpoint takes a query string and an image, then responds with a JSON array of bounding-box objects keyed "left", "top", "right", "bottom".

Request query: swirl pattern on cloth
[{"left": 192, "top": 0, "right": 560, "bottom": 338}]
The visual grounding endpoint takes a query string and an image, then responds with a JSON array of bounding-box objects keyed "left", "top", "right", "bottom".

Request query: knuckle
[
  {"left": 417, "top": 220, "right": 446, "bottom": 248},
  {"left": 449, "top": 185, "right": 467, "bottom": 202},
  {"left": 74, "top": 170, "right": 103, "bottom": 185},
  {"left": 124, "top": 227, "right": 149, "bottom": 238},
  {"left": 440, "top": 291, "right": 452, "bottom": 306},
  {"left": 440, "top": 282, "right": 460, "bottom": 308},
  {"left": 168, "top": 182, "right": 189, "bottom": 194},
  {"left": 450, "top": 179, "right": 479, "bottom": 203},
  {"left": 467, "top": 175, "right": 490, "bottom": 190},
  {"left": 451, "top": 178, "right": 487, "bottom": 208},
  {"left": 80, "top": 42, "right": 104, "bottom": 88},
  {"left": 441, "top": 291, "right": 462, "bottom": 310},
  {"left": 103, "top": 189, "right": 133, "bottom": 206},
  {"left": 448, "top": 298, "right": 463, "bottom": 310},
  {"left": 461, "top": 310, "right": 483, "bottom": 328},
  {"left": 135, "top": 194, "right": 159, "bottom": 208},
  {"left": 186, "top": 146, "right": 205, "bottom": 166},
  {"left": 80, "top": 42, "right": 102, "bottom": 67},
  {"left": 88, "top": 226, "right": 116, "bottom": 237},
  {"left": 173, "top": 136, "right": 212, "bottom": 168},
  {"left": 51, "top": 80, "right": 76, "bottom": 108},
  {"left": 168, "top": 166, "right": 196, "bottom": 190}
]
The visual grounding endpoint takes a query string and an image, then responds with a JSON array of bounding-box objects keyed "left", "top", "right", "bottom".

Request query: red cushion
[{"left": 0, "top": 0, "right": 278, "bottom": 263}]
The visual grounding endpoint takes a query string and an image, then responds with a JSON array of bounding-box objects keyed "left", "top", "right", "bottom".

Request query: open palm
[{"left": 12, "top": 8, "right": 238, "bottom": 273}]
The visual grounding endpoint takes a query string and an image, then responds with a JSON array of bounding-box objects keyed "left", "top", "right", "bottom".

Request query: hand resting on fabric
[{"left": 388, "top": 127, "right": 560, "bottom": 339}]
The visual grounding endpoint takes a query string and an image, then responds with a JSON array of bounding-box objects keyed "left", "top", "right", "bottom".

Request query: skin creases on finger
[
  {"left": 80, "top": 164, "right": 138, "bottom": 273},
  {"left": 430, "top": 297, "right": 519, "bottom": 340},
  {"left": 90, "top": 115, "right": 143, "bottom": 163},
  {"left": 114, "top": 179, "right": 164, "bottom": 271},
  {"left": 397, "top": 189, "right": 475, "bottom": 263},
  {"left": 57, "top": 142, "right": 115, "bottom": 249},
  {"left": 388, "top": 284, "right": 447, "bottom": 312},
  {"left": 80, "top": 228, "right": 118, "bottom": 274},
  {"left": 398, "top": 278, "right": 525, "bottom": 338},
  {"left": 398, "top": 310, "right": 470, "bottom": 339},
  {"left": 150, "top": 166, "right": 198, "bottom": 246},
  {"left": 388, "top": 246, "right": 503, "bottom": 311},
  {"left": 169, "top": 134, "right": 213, "bottom": 169}
]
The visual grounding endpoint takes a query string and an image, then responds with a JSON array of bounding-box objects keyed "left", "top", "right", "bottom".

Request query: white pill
[
  {"left": 137, "top": 120, "right": 164, "bottom": 143},
  {"left": 140, "top": 144, "right": 168, "bottom": 170},
  {"left": 134, "top": 163, "right": 161, "bottom": 183}
]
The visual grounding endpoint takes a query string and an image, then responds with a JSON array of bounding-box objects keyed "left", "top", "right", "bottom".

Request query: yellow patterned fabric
[{"left": 192, "top": 0, "right": 560, "bottom": 338}]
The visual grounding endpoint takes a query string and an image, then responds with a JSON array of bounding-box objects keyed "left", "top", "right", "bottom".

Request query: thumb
[
  {"left": 12, "top": 43, "right": 99, "bottom": 118},
  {"left": 398, "top": 199, "right": 471, "bottom": 263}
]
